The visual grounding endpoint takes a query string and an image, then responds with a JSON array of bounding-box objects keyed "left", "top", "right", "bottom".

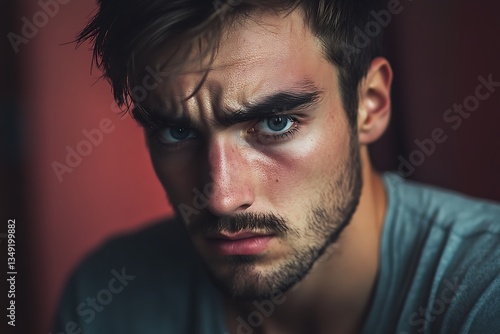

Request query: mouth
[{"left": 205, "top": 231, "right": 275, "bottom": 256}]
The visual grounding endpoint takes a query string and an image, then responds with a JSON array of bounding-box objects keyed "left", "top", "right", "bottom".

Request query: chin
[{"left": 206, "top": 251, "right": 311, "bottom": 301}]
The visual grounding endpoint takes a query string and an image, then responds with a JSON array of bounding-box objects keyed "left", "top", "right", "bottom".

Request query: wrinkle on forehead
[{"left": 147, "top": 8, "right": 326, "bottom": 126}]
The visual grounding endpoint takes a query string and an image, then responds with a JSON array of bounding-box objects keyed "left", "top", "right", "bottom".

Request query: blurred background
[{"left": 1, "top": 0, "right": 499, "bottom": 333}]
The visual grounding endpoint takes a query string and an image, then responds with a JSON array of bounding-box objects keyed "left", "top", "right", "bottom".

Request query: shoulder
[
  {"left": 380, "top": 173, "right": 500, "bottom": 333},
  {"left": 381, "top": 173, "right": 500, "bottom": 279},
  {"left": 75, "top": 217, "right": 197, "bottom": 277},
  {"left": 383, "top": 172, "right": 500, "bottom": 236},
  {"left": 52, "top": 218, "right": 223, "bottom": 333},
  {"left": 69, "top": 217, "right": 200, "bottom": 294},
  {"left": 437, "top": 266, "right": 500, "bottom": 333}
]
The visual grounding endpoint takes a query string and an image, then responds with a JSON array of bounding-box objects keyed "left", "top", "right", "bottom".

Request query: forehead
[{"left": 146, "top": 9, "right": 335, "bottom": 119}]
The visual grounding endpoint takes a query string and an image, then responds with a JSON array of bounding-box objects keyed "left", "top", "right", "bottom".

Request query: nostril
[{"left": 206, "top": 184, "right": 254, "bottom": 216}]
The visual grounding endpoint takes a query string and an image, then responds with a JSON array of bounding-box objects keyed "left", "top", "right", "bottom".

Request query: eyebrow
[
  {"left": 133, "top": 84, "right": 322, "bottom": 130},
  {"left": 214, "top": 89, "right": 322, "bottom": 128}
]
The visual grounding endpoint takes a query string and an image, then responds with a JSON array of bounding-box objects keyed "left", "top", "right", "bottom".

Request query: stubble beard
[{"left": 206, "top": 136, "right": 363, "bottom": 301}]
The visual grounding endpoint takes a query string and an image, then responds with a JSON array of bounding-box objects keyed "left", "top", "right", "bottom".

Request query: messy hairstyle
[{"left": 77, "top": 0, "right": 383, "bottom": 128}]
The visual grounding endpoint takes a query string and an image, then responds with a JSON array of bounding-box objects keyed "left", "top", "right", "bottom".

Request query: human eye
[
  {"left": 155, "top": 126, "right": 197, "bottom": 146},
  {"left": 251, "top": 115, "right": 300, "bottom": 143}
]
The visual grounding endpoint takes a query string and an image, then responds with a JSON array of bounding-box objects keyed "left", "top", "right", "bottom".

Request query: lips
[{"left": 206, "top": 232, "right": 274, "bottom": 255}]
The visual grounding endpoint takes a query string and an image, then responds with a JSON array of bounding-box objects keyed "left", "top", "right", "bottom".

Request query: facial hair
[{"left": 183, "top": 135, "right": 362, "bottom": 301}]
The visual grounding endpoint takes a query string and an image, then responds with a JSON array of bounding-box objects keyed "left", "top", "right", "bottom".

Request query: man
[{"left": 52, "top": 0, "right": 500, "bottom": 333}]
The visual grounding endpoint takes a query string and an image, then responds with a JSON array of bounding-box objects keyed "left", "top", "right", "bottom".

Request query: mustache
[{"left": 188, "top": 212, "right": 290, "bottom": 236}]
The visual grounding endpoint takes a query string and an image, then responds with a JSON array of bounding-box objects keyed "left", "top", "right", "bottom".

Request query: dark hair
[{"left": 77, "top": 0, "right": 383, "bottom": 128}]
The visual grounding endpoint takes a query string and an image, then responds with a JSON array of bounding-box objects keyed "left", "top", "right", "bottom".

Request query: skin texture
[{"left": 144, "top": 8, "right": 392, "bottom": 334}]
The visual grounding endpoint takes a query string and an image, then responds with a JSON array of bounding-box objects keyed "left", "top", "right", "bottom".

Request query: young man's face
[{"left": 144, "top": 9, "right": 362, "bottom": 299}]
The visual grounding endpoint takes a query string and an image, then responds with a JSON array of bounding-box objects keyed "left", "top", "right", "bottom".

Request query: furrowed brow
[
  {"left": 132, "top": 83, "right": 322, "bottom": 129},
  {"left": 215, "top": 89, "right": 322, "bottom": 128},
  {"left": 132, "top": 105, "right": 193, "bottom": 130}
]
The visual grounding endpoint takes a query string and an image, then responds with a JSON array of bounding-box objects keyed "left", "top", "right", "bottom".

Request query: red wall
[
  {"left": 18, "top": 1, "right": 172, "bottom": 332},
  {"left": 9, "top": 0, "right": 500, "bottom": 333}
]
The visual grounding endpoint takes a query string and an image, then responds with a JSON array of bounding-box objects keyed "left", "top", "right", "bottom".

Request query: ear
[{"left": 357, "top": 57, "right": 393, "bottom": 145}]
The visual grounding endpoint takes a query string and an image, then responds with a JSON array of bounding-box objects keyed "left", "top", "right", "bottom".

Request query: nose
[{"left": 205, "top": 136, "right": 255, "bottom": 216}]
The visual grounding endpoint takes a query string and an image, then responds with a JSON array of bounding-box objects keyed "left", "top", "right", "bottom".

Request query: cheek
[{"left": 254, "top": 113, "right": 352, "bottom": 210}]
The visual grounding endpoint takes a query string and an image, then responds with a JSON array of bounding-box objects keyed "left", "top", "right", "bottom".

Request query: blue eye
[
  {"left": 257, "top": 116, "right": 294, "bottom": 134},
  {"left": 158, "top": 126, "right": 196, "bottom": 144}
]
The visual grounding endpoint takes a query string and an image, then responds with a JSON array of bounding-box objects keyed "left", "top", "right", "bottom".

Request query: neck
[{"left": 224, "top": 148, "right": 387, "bottom": 334}]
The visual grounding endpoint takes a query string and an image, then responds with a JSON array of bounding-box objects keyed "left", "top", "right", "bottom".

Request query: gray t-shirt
[{"left": 52, "top": 173, "right": 500, "bottom": 333}]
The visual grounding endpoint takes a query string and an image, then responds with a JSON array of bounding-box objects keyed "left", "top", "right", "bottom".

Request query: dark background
[{"left": 1, "top": 0, "right": 499, "bottom": 333}]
